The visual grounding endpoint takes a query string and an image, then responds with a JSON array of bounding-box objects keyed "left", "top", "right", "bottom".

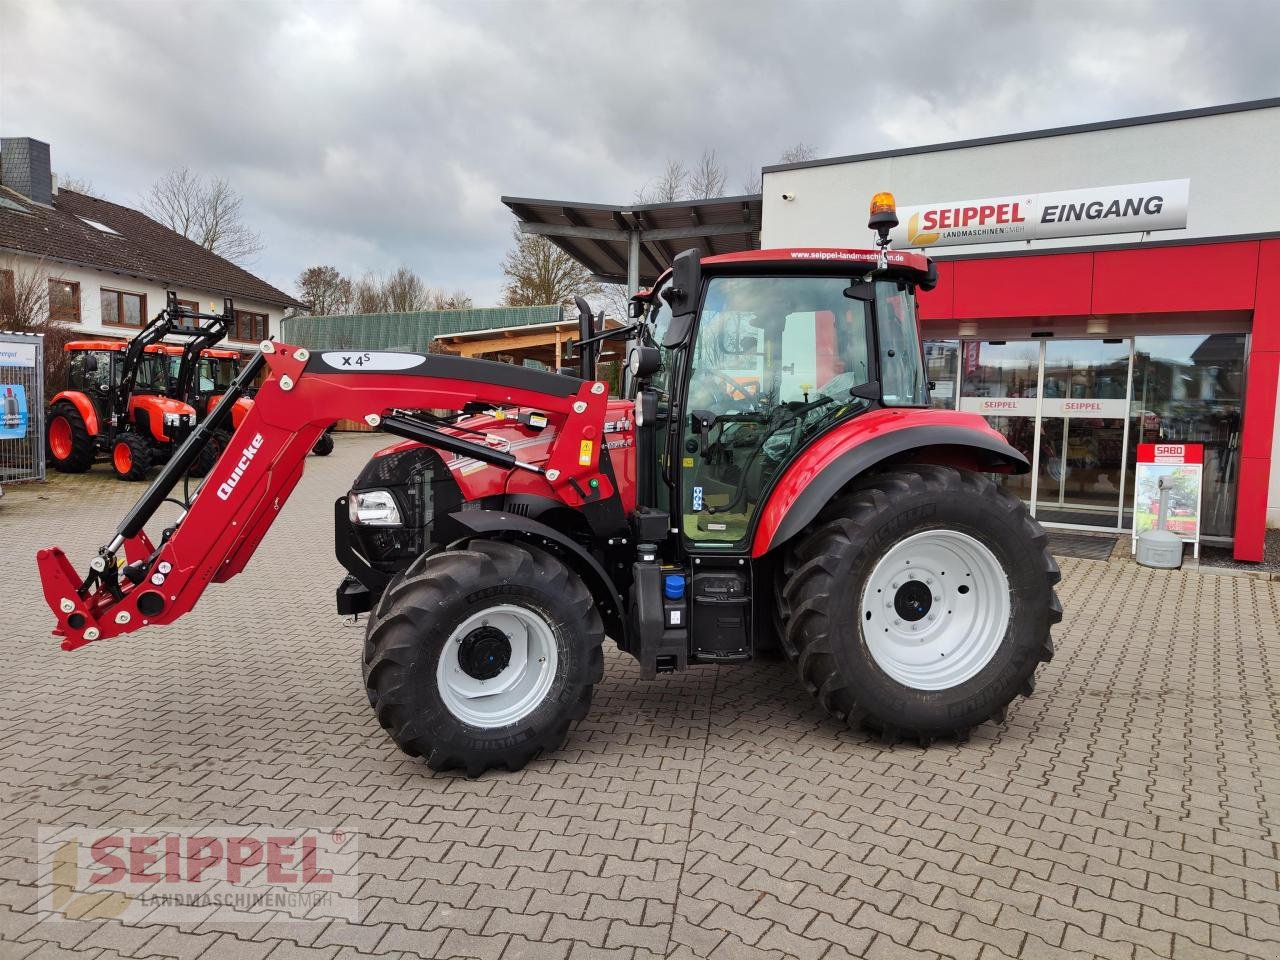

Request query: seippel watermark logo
[{"left": 36, "top": 824, "right": 360, "bottom": 925}]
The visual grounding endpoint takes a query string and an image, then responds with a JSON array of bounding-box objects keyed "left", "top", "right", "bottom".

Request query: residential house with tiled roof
[{"left": 0, "top": 137, "right": 302, "bottom": 352}]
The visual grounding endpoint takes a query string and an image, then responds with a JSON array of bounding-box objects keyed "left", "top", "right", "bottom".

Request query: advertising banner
[
  {"left": 891, "top": 179, "right": 1190, "bottom": 249},
  {"left": 1131, "top": 443, "right": 1203, "bottom": 558},
  {"left": 0, "top": 341, "right": 37, "bottom": 367},
  {"left": 0, "top": 384, "right": 28, "bottom": 440}
]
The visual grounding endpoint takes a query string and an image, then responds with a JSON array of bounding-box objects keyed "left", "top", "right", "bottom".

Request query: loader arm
[{"left": 37, "top": 342, "right": 615, "bottom": 651}]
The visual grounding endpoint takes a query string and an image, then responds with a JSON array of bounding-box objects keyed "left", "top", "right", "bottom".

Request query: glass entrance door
[
  {"left": 957, "top": 340, "right": 1041, "bottom": 503},
  {"left": 1033, "top": 340, "right": 1132, "bottom": 527}
]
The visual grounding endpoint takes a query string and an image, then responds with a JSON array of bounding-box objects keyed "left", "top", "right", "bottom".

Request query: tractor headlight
[
  {"left": 164, "top": 412, "right": 181, "bottom": 426},
  {"left": 348, "top": 489, "right": 402, "bottom": 526}
]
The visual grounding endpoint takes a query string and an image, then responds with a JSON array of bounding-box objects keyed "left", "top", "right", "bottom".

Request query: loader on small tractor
[{"left": 38, "top": 193, "right": 1060, "bottom": 775}]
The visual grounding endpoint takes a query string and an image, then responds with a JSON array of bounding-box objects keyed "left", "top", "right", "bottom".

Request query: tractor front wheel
[
  {"left": 311, "top": 431, "right": 334, "bottom": 456},
  {"left": 783, "top": 464, "right": 1061, "bottom": 744},
  {"left": 111, "top": 434, "right": 152, "bottom": 481},
  {"left": 363, "top": 539, "right": 604, "bottom": 775},
  {"left": 46, "top": 402, "right": 95, "bottom": 473}
]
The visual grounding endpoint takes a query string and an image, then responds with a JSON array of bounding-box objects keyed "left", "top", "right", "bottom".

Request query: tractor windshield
[{"left": 680, "top": 274, "right": 875, "bottom": 548}]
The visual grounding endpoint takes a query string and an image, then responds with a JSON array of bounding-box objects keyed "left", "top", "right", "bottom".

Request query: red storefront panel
[
  {"left": 1092, "top": 243, "right": 1260, "bottom": 315},
  {"left": 951, "top": 253, "right": 1094, "bottom": 319}
]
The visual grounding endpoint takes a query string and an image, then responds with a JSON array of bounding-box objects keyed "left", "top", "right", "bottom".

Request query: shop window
[
  {"left": 1124, "top": 334, "right": 1246, "bottom": 539},
  {"left": 101, "top": 288, "right": 146, "bottom": 328},
  {"left": 49, "top": 279, "right": 81, "bottom": 323}
]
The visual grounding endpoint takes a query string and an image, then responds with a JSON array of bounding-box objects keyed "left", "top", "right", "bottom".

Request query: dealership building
[{"left": 758, "top": 98, "right": 1280, "bottom": 562}]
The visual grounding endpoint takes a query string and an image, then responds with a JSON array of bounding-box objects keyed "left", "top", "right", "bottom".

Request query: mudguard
[
  {"left": 751, "top": 408, "right": 1029, "bottom": 556},
  {"left": 49, "top": 391, "right": 99, "bottom": 436},
  {"left": 446, "top": 509, "right": 629, "bottom": 649}
]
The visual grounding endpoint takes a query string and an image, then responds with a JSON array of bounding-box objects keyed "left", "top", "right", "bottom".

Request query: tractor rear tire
[
  {"left": 363, "top": 539, "right": 604, "bottom": 775},
  {"left": 47, "top": 402, "right": 94, "bottom": 473},
  {"left": 783, "top": 464, "right": 1060, "bottom": 744},
  {"left": 311, "top": 431, "right": 334, "bottom": 456},
  {"left": 111, "top": 433, "right": 152, "bottom": 482}
]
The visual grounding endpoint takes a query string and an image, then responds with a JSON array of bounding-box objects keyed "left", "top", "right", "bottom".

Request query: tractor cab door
[
  {"left": 678, "top": 274, "right": 876, "bottom": 550},
  {"left": 67, "top": 349, "right": 118, "bottom": 423}
]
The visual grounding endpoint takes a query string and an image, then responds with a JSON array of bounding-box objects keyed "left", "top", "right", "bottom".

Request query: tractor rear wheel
[
  {"left": 111, "top": 433, "right": 152, "bottom": 482},
  {"left": 46, "top": 402, "right": 94, "bottom": 473},
  {"left": 783, "top": 464, "right": 1060, "bottom": 744},
  {"left": 188, "top": 431, "right": 224, "bottom": 477},
  {"left": 363, "top": 539, "right": 604, "bottom": 775}
]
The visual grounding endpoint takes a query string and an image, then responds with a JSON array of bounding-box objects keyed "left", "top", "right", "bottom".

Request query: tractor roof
[
  {"left": 201, "top": 349, "right": 240, "bottom": 359},
  {"left": 702, "top": 247, "right": 931, "bottom": 274},
  {"left": 637, "top": 247, "right": 934, "bottom": 299},
  {"left": 65, "top": 340, "right": 170, "bottom": 353}
]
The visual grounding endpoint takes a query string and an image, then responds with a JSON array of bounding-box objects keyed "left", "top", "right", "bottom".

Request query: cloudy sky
[{"left": 2, "top": 0, "right": 1277, "bottom": 304}]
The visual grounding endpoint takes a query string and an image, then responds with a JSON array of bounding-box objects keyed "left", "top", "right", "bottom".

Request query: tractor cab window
[
  {"left": 134, "top": 354, "right": 169, "bottom": 394},
  {"left": 877, "top": 283, "right": 929, "bottom": 406},
  {"left": 67, "top": 350, "right": 115, "bottom": 394},
  {"left": 200, "top": 357, "right": 237, "bottom": 393},
  {"left": 680, "top": 275, "right": 873, "bottom": 549}
]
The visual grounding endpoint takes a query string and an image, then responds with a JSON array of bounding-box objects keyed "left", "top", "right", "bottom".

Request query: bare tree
[
  {"left": 142, "top": 167, "right": 264, "bottom": 264},
  {"left": 426, "top": 288, "right": 473, "bottom": 310},
  {"left": 741, "top": 167, "right": 762, "bottom": 195},
  {"left": 0, "top": 257, "right": 78, "bottom": 388},
  {"left": 635, "top": 158, "right": 688, "bottom": 204},
  {"left": 352, "top": 272, "right": 388, "bottom": 314},
  {"left": 382, "top": 266, "right": 431, "bottom": 312},
  {"left": 778, "top": 142, "right": 817, "bottom": 164},
  {"left": 56, "top": 173, "right": 99, "bottom": 198},
  {"left": 295, "top": 265, "right": 353, "bottom": 315},
  {"left": 687, "top": 148, "right": 727, "bottom": 200},
  {"left": 501, "top": 227, "right": 600, "bottom": 307}
]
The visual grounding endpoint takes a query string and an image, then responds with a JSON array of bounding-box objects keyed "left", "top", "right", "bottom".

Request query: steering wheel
[{"left": 703, "top": 369, "right": 753, "bottom": 405}]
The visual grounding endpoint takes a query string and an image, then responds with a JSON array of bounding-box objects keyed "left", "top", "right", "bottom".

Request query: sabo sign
[{"left": 890, "top": 179, "right": 1190, "bottom": 249}]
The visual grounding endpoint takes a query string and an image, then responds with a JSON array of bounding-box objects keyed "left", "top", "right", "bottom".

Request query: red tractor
[{"left": 38, "top": 194, "right": 1060, "bottom": 775}]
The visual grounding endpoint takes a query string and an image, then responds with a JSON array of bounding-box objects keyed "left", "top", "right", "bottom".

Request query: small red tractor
[{"left": 38, "top": 194, "right": 1060, "bottom": 775}]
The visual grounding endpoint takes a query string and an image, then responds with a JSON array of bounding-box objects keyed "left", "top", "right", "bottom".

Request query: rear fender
[
  {"left": 49, "top": 391, "right": 99, "bottom": 436},
  {"left": 207, "top": 394, "right": 255, "bottom": 429},
  {"left": 752, "top": 413, "right": 1029, "bottom": 556},
  {"left": 445, "top": 509, "right": 629, "bottom": 650}
]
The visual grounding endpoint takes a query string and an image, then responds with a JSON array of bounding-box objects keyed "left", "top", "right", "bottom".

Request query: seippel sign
[{"left": 890, "top": 179, "right": 1190, "bottom": 249}]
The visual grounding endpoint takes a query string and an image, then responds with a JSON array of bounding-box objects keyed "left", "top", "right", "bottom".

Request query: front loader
[{"left": 38, "top": 193, "right": 1061, "bottom": 775}]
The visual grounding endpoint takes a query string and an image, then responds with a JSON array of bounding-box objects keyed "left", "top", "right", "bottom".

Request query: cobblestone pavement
[{"left": 2, "top": 434, "right": 1279, "bottom": 960}]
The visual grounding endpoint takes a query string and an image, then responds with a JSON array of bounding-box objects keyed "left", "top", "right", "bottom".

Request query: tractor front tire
[
  {"left": 363, "top": 539, "right": 604, "bottom": 775},
  {"left": 188, "top": 431, "right": 225, "bottom": 477},
  {"left": 783, "top": 464, "right": 1060, "bottom": 744},
  {"left": 111, "top": 434, "right": 152, "bottom": 482},
  {"left": 311, "top": 431, "right": 334, "bottom": 456},
  {"left": 47, "top": 402, "right": 95, "bottom": 473}
]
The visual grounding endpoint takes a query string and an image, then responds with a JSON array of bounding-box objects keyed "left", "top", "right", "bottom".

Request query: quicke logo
[{"left": 216, "top": 433, "right": 265, "bottom": 501}]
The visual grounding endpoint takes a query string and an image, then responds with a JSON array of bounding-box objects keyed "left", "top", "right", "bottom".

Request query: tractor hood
[{"left": 127, "top": 395, "right": 197, "bottom": 442}]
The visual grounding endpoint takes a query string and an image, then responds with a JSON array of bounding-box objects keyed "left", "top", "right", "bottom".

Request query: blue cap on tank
[{"left": 663, "top": 574, "right": 685, "bottom": 600}]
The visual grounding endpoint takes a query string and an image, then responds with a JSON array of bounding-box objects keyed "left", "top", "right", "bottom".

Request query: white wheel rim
[
  {"left": 861, "top": 529, "right": 1010, "bottom": 691},
  {"left": 437, "top": 604, "right": 559, "bottom": 729}
]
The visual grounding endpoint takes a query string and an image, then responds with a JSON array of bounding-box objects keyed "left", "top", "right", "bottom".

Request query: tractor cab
[{"left": 627, "top": 240, "right": 937, "bottom": 553}]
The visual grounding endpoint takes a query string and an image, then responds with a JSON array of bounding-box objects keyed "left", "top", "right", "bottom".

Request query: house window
[
  {"left": 178, "top": 298, "right": 200, "bottom": 316},
  {"left": 49, "top": 279, "right": 81, "bottom": 324},
  {"left": 0, "top": 270, "right": 15, "bottom": 321},
  {"left": 101, "top": 288, "right": 147, "bottom": 328},
  {"left": 233, "top": 310, "right": 268, "bottom": 342}
]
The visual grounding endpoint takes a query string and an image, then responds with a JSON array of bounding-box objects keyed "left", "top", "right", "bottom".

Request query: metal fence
[{"left": 0, "top": 331, "right": 44, "bottom": 483}]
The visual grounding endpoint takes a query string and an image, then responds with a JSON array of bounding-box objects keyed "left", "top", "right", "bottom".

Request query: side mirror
[
  {"left": 84, "top": 354, "right": 98, "bottom": 373},
  {"left": 689, "top": 409, "right": 718, "bottom": 458},
  {"left": 661, "top": 248, "right": 701, "bottom": 348},
  {"left": 844, "top": 280, "right": 876, "bottom": 302}
]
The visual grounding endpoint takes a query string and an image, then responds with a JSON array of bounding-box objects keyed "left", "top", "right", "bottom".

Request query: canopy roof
[{"left": 501, "top": 193, "right": 763, "bottom": 290}]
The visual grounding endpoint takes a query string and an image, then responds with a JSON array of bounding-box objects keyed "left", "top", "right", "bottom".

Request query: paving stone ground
[{"left": 1, "top": 433, "right": 1279, "bottom": 960}]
